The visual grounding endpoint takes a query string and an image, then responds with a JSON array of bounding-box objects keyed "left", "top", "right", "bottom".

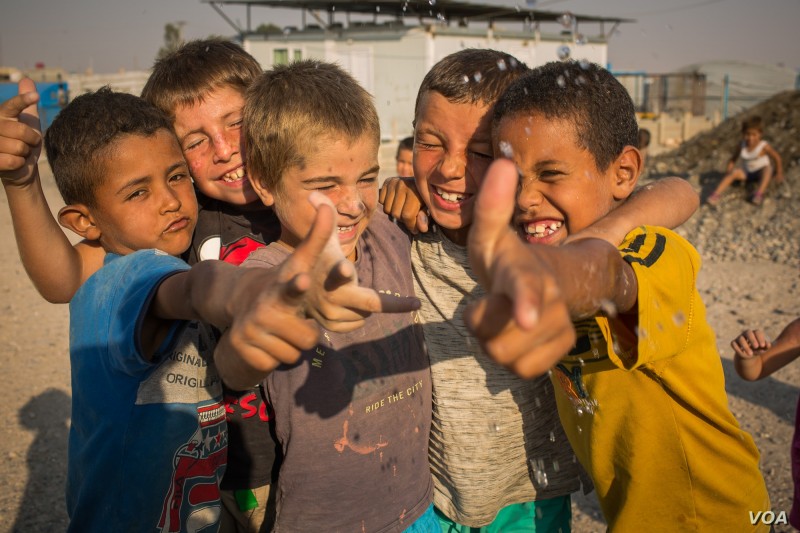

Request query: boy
[
  {"left": 467, "top": 60, "right": 770, "bottom": 530},
  {"left": 2, "top": 39, "right": 283, "bottom": 532},
  {"left": 396, "top": 135, "right": 414, "bottom": 177},
  {"left": 382, "top": 49, "right": 700, "bottom": 531},
  {"left": 0, "top": 84, "right": 330, "bottom": 531},
  {"left": 229, "top": 60, "right": 436, "bottom": 532},
  {"left": 707, "top": 115, "right": 784, "bottom": 206}
]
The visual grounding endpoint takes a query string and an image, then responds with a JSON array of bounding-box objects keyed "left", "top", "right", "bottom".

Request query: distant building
[{"left": 206, "top": 0, "right": 631, "bottom": 141}]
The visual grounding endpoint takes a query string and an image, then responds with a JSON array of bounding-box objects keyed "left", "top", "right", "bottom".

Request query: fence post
[{"left": 722, "top": 74, "right": 730, "bottom": 120}]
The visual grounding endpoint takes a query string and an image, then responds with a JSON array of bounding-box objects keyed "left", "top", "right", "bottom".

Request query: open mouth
[
  {"left": 522, "top": 220, "right": 562, "bottom": 238},
  {"left": 433, "top": 186, "right": 472, "bottom": 207},
  {"left": 220, "top": 167, "right": 246, "bottom": 183}
]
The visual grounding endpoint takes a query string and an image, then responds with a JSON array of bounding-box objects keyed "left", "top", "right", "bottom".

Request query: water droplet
[
  {"left": 576, "top": 406, "right": 584, "bottom": 416},
  {"left": 473, "top": 71, "right": 483, "bottom": 82},
  {"left": 673, "top": 311, "right": 686, "bottom": 326},
  {"left": 578, "top": 357, "right": 585, "bottom": 367},
  {"left": 283, "top": 27, "right": 292, "bottom": 35},
  {"left": 509, "top": 57, "right": 518, "bottom": 68},
  {"left": 553, "top": 459, "right": 560, "bottom": 472},
  {"left": 575, "top": 75, "right": 587, "bottom": 86},
  {"left": 656, "top": 322, "right": 664, "bottom": 332},
  {"left": 557, "top": 45, "right": 571, "bottom": 61},
  {"left": 535, "top": 507, "right": 544, "bottom": 519},
  {"left": 556, "top": 75, "right": 566, "bottom": 88},
  {"left": 599, "top": 298, "right": 617, "bottom": 317},
  {"left": 576, "top": 425, "right": 583, "bottom": 433},
  {"left": 579, "top": 59, "right": 591, "bottom": 70},
  {"left": 498, "top": 140, "right": 514, "bottom": 158},
  {"left": 376, "top": 5, "right": 380, "bottom": 12},
  {"left": 488, "top": 421, "right": 500, "bottom": 432},
  {"left": 429, "top": 0, "right": 436, "bottom": 5},
  {"left": 535, "top": 397, "right": 542, "bottom": 408},
  {"left": 526, "top": 0, "right": 537, "bottom": 6},
  {"left": 524, "top": 126, "right": 531, "bottom": 136},
  {"left": 635, "top": 327, "right": 647, "bottom": 339},
  {"left": 575, "top": 33, "right": 587, "bottom": 45},
  {"left": 496, "top": 59, "right": 507, "bottom": 71},
  {"left": 558, "top": 12, "right": 573, "bottom": 28},
  {"left": 461, "top": 74, "right": 469, "bottom": 83},
  {"left": 549, "top": 431, "right": 556, "bottom": 442},
  {"left": 437, "top": 12, "right": 446, "bottom": 23}
]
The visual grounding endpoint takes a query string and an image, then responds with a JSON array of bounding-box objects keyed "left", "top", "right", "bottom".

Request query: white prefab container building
[{"left": 207, "top": 0, "right": 630, "bottom": 142}]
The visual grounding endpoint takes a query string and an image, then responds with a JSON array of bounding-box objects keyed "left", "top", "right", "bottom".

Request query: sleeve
[
  {"left": 106, "top": 250, "right": 191, "bottom": 375},
  {"left": 598, "top": 225, "right": 701, "bottom": 370}
]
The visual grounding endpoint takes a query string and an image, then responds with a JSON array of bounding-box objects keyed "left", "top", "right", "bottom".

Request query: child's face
[
  {"left": 172, "top": 85, "right": 259, "bottom": 206},
  {"left": 268, "top": 134, "right": 379, "bottom": 262},
  {"left": 88, "top": 129, "right": 197, "bottom": 256},
  {"left": 413, "top": 91, "right": 493, "bottom": 244},
  {"left": 743, "top": 127, "right": 762, "bottom": 149},
  {"left": 495, "top": 113, "right": 617, "bottom": 247},
  {"left": 396, "top": 148, "right": 414, "bottom": 178}
]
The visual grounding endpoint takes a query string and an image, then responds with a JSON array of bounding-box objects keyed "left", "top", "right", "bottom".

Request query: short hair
[
  {"left": 44, "top": 87, "right": 173, "bottom": 207},
  {"left": 243, "top": 60, "right": 380, "bottom": 191},
  {"left": 742, "top": 115, "right": 763, "bottom": 133},
  {"left": 396, "top": 136, "right": 414, "bottom": 157},
  {"left": 141, "top": 38, "right": 262, "bottom": 120},
  {"left": 638, "top": 128, "right": 651, "bottom": 149},
  {"left": 413, "top": 49, "right": 529, "bottom": 122},
  {"left": 493, "top": 60, "right": 638, "bottom": 171}
]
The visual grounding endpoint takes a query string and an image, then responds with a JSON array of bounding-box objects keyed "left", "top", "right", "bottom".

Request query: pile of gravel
[{"left": 643, "top": 90, "right": 799, "bottom": 267}]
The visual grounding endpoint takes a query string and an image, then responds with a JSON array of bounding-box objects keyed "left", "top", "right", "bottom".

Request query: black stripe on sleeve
[{"left": 623, "top": 233, "right": 666, "bottom": 268}]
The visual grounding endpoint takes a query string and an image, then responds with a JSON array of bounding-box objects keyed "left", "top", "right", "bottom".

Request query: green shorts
[{"left": 435, "top": 495, "right": 572, "bottom": 533}]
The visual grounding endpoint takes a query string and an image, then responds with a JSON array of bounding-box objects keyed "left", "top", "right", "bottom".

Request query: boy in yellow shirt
[{"left": 466, "top": 60, "right": 770, "bottom": 531}]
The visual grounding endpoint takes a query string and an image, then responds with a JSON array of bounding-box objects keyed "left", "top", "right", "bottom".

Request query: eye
[
  {"left": 468, "top": 150, "right": 493, "bottom": 160},
  {"left": 359, "top": 176, "right": 378, "bottom": 186},
  {"left": 169, "top": 172, "right": 189, "bottom": 183},
  {"left": 229, "top": 118, "right": 243, "bottom": 128},
  {"left": 126, "top": 189, "right": 147, "bottom": 201},
  {"left": 184, "top": 138, "right": 205, "bottom": 152}
]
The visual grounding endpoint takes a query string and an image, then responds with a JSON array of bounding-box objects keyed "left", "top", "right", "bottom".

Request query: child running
[{"left": 465, "top": 59, "right": 770, "bottom": 531}]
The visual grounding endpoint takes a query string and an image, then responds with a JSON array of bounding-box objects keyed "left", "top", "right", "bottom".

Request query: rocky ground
[{"left": 0, "top": 91, "right": 798, "bottom": 531}]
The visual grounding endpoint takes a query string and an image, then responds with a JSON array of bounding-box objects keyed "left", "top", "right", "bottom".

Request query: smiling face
[
  {"left": 495, "top": 113, "right": 620, "bottom": 247},
  {"left": 257, "top": 134, "right": 379, "bottom": 262},
  {"left": 412, "top": 91, "right": 494, "bottom": 245},
  {"left": 396, "top": 148, "right": 414, "bottom": 178},
  {"left": 87, "top": 129, "right": 197, "bottom": 256},
  {"left": 172, "top": 85, "right": 258, "bottom": 206}
]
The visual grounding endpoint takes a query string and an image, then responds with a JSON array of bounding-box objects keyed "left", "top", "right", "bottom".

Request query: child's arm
[
  {"left": 565, "top": 176, "right": 698, "bottom": 247},
  {"left": 0, "top": 79, "right": 104, "bottom": 303},
  {"left": 763, "top": 143, "right": 784, "bottom": 183},
  {"left": 726, "top": 144, "right": 740, "bottom": 173},
  {"left": 733, "top": 318, "right": 800, "bottom": 381},
  {"left": 464, "top": 159, "right": 637, "bottom": 377},
  {"left": 379, "top": 177, "right": 429, "bottom": 234}
]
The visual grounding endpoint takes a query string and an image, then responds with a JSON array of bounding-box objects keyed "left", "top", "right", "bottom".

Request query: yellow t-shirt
[{"left": 552, "top": 226, "right": 770, "bottom": 532}]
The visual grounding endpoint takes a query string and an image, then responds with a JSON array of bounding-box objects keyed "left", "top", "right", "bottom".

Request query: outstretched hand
[
  {"left": 465, "top": 158, "right": 575, "bottom": 378},
  {"left": 302, "top": 192, "right": 419, "bottom": 333},
  {"left": 0, "top": 78, "right": 41, "bottom": 186}
]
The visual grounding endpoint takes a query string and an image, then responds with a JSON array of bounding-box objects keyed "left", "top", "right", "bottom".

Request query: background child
[
  {"left": 235, "top": 60, "right": 435, "bottom": 532},
  {"left": 732, "top": 318, "right": 800, "bottom": 530},
  {"left": 467, "top": 59, "right": 770, "bottom": 530},
  {"left": 707, "top": 115, "right": 784, "bottom": 206},
  {"left": 0, "top": 83, "right": 325, "bottom": 532},
  {"left": 395, "top": 135, "right": 414, "bottom": 178}
]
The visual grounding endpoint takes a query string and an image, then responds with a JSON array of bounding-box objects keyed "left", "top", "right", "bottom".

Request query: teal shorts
[
  {"left": 404, "top": 504, "right": 439, "bottom": 532},
  {"left": 435, "top": 495, "right": 572, "bottom": 533}
]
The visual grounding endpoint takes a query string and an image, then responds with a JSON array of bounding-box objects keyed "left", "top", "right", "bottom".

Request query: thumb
[
  {"left": 467, "top": 158, "right": 519, "bottom": 273},
  {"left": 287, "top": 200, "right": 337, "bottom": 271},
  {"left": 0, "top": 78, "right": 40, "bottom": 121}
]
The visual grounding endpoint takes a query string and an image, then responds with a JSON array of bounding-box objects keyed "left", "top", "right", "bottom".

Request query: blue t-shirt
[{"left": 67, "top": 250, "right": 227, "bottom": 532}]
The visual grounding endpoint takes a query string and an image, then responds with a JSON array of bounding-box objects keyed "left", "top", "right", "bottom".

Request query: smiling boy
[{"left": 467, "top": 59, "right": 770, "bottom": 531}]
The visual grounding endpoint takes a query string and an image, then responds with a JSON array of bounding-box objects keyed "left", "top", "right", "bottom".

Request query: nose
[
  {"left": 336, "top": 186, "right": 365, "bottom": 218},
  {"left": 160, "top": 185, "right": 182, "bottom": 214},
  {"left": 516, "top": 178, "right": 543, "bottom": 212},
  {"left": 439, "top": 150, "right": 466, "bottom": 181},
  {"left": 212, "top": 131, "right": 237, "bottom": 163}
]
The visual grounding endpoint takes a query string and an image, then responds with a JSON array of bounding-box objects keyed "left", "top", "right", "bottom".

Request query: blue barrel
[{"left": 0, "top": 81, "right": 68, "bottom": 132}]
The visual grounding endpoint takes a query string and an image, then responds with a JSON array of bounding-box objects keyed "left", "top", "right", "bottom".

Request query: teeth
[
  {"left": 337, "top": 225, "right": 354, "bottom": 233},
  {"left": 436, "top": 187, "right": 464, "bottom": 203},
  {"left": 524, "top": 221, "right": 562, "bottom": 237},
  {"left": 221, "top": 168, "right": 245, "bottom": 182}
]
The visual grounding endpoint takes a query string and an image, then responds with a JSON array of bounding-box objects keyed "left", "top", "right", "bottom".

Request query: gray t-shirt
[
  {"left": 244, "top": 211, "right": 433, "bottom": 533},
  {"left": 411, "top": 228, "right": 590, "bottom": 527}
]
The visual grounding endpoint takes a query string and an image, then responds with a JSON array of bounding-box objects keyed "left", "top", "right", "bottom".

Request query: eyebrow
[
  {"left": 115, "top": 161, "right": 187, "bottom": 195},
  {"left": 180, "top": 110, "right": 242, "bottom": 142},
  {"left": 301, "top": 165, "right": 381, "bottom": 184}
]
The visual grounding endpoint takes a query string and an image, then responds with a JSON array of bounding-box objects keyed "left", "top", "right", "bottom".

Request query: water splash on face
[
  {"left": 557, "top": 45, "right": 571, "bottom": 61},
  {"left": 498, "top": 140, "right": 514, "bottom": 158}
]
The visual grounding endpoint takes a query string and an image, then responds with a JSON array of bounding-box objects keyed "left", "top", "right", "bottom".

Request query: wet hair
[
  {"left": 141, "top": 38, "right": 262, "bottom": 120},
  {"left": 638, "top": 128, "right": 651, "bottom": 149},
  {"left": 413, "top": 49, "right": 529, "bottom": 123},
  {"left": 44, "top": 87, "right": 173, "bottom": 207},
  {"left": 493, "top": 60, "right": 639, "bottom": 171},
  {"left": 742, "top": 115, "right": 763, "bottom": 133},
  {"left": 243, "top": 60, "right": 380, "bottom": 191},
  {"left": 396, "top": 136, "right": 414, "bottom": 157}
]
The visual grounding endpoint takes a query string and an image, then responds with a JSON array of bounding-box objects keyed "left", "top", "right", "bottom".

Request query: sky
[{"left": 1, "top": 0, "right": 799, "bottom": 75}]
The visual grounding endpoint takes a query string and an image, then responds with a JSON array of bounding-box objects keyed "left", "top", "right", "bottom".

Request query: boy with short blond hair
[
  {"left": 232, "top": 59, "right": 435, "bottom": 532},
  {"left": 0, "top": 83, "right": 329, "bottom": 532},
  {"left": 468, "top": 59, "right": 770, "bottom": 530}
]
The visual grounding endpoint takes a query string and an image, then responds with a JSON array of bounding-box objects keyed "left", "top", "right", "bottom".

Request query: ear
[
  {"left": 610, "top": 145, "right": 641, "bottom": 200},
  {"left": 248, "top": 174, "right": 276, "bottom": 207},
  {"left": 58, "top": 204, "right": 102, "bottom": 242}
]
